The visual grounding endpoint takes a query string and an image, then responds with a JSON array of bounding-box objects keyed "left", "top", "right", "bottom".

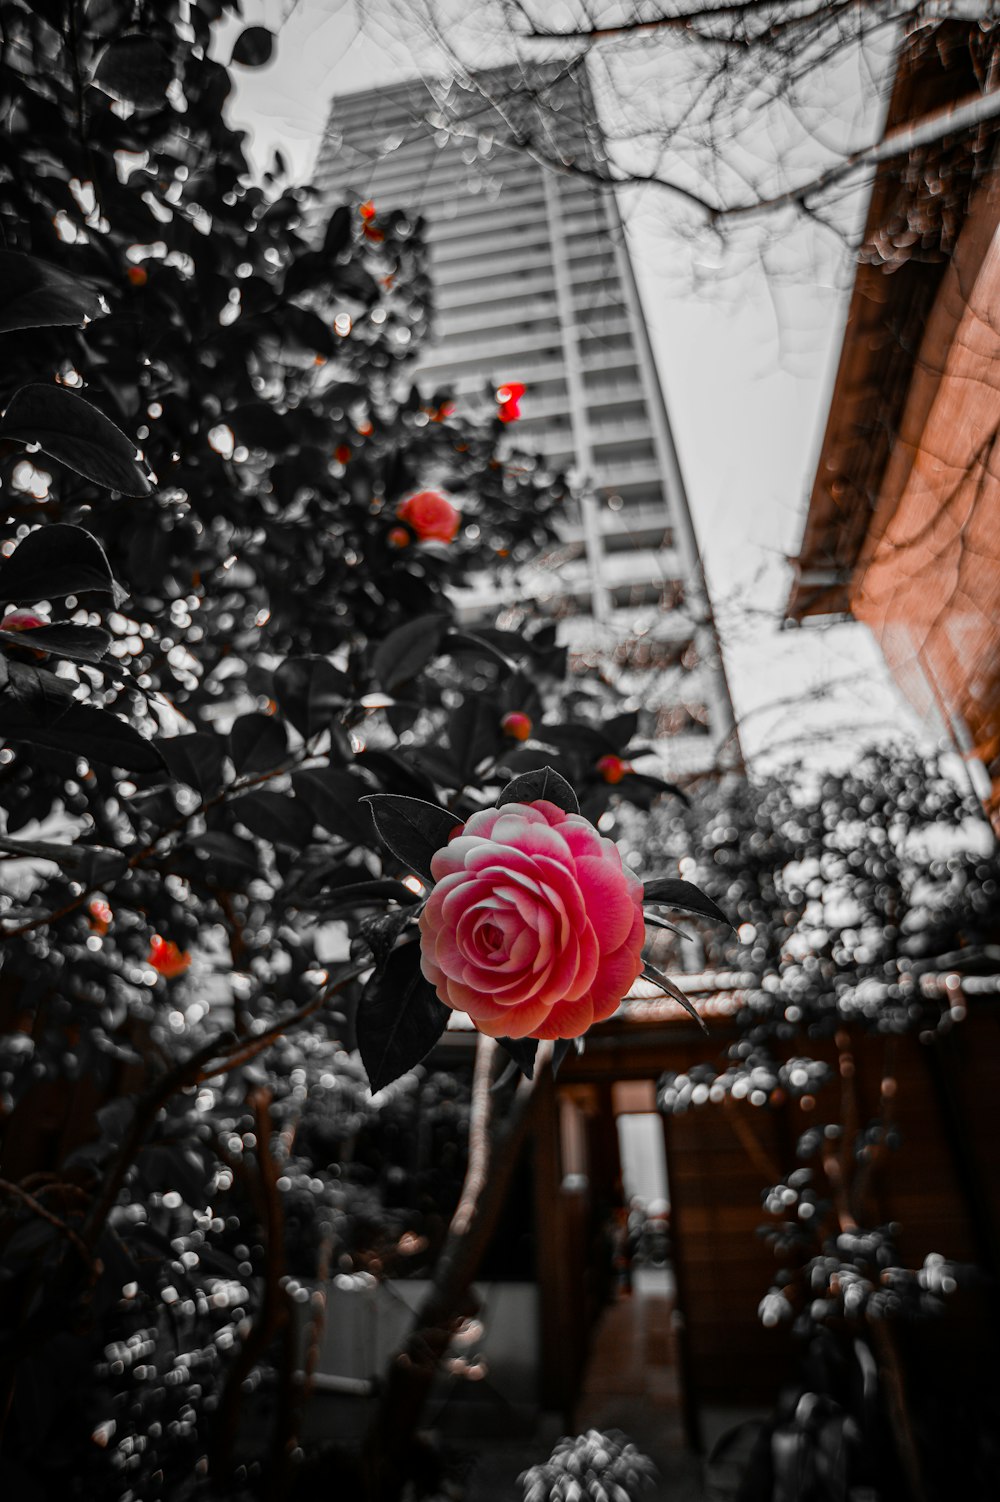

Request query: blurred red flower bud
[
  {"left": 396, "top": 489, "right": 460, "bottom": 544},
  {"left": 147, "top": 935, "right": 191, "bottom": 979},
  {"left": 127, "top": 265, "right": 147, "bottom": 287},
  {"left": 597, "top": 754, "right": 630, "bottom": 785},
  {"left": 496, "top": 381, "right": 525, "bottom": 423},
  {"left": 388, "top": 526, "right": 410, "bottom": 548},
  {"left": 334, "top": 443, "right": 352, "bottom": 465},
  {"left": 88, "top": 899, "right": 113, "bottom": 935},
  {"left": 501, "top": 711, "right": 532, "bottom": 741},
  {"left": 2, "top": 610, "right": 47, "bottom": 632},
  {"left": 359, "top": 200, "right": 377, "bottom": 222}
]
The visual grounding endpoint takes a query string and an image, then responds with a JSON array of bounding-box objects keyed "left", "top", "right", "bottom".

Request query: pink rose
[{"left": 418, "top": 799, "right": 645, "bottom": 1041}]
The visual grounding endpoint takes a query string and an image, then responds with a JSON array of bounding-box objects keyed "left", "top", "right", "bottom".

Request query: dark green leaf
[
  {"left": 322, "top": 204, "right": 352, "bottom": 258},
  {"left": 0, "top": 525, "right": 120, "bottom": 606},
  {"left": 641, "top": 962, "right": 708, "bottom": 1032},
  {"left": 274, "top": 656, "right": 350, "bottom": 739},
  {"left": 229, "top": 712, "right": 287, "bottom": 776},
  {"left": 0, "top": 385, "right": 154, "bottom": 496},
  {"left": 363, "top": 793, "right": 460, "bottom": 882},
  {"left": 496, "top": 1036, "right": 537, "bottom": 1080},
  {"left": 158, "top": 733, "right": 227, "bottom": 798},
  {"left": 231, "top": 790, "right": 316, "bottom": 850},
  {"left": 603, "top": 710, "right": 639, "bottom": 750},
  {"left": 231, "top": 25, "right": 274, "bottom": 67},
  {"left": 292, "top": 767, "right": 371, "bottom": 843},
  {"left": 552, "top": 1039, "right": 577, "bottom": 1077},
  {"left": 642, "top": 877, "right": 732, "bottom": 928},
  {"left": 643, "top": 911, "right": 693, "bottom": 942},
  {"left": 359, "top": 906, "right": 416, "bottom": 969},
  {"left": 1, "top": 702, "right": 164, "bottom": 771},
  {"left": 0, "top": 251, "right": 106, "bottom": 334},
  {"left": 3, "top": 660, "right": 75, "bottom": 715},
  {"left": 0, "top": 622, "right": 110, "bottom": 664},
  {"left": 356, "top": 942, "right": 450, "bottom": 1093},
  {"left": 372, "top": 613, "right": 447, "bottom": 693},
  {"left": 93, "top": 35, "right": 174, "bottom": 106},
  {"left": 0, "top": 835, "right": 126, "bottom": 886},
  {"left": 497, "top": 766, "right": 580, "bottom": 816}
]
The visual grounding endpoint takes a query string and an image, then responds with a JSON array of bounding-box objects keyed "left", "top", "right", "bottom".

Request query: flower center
[{"left": 478, "top": 921, "right": 504, "bottom": 954}]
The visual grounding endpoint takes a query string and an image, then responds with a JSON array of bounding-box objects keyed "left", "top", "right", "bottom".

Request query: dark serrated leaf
[
  {"left": 641, "top": 962, "right": 708, "bottom": 1032},
  {"left": 93, "top": 35, "right": 174, "bottom": 106},
  {"left": 158, "top": 733, "right": 227, "bottom": 799},
  {"left": 371, "top": 613, "right": 448, "bottom": 694},
  {"left": 230, "top": 790, "right": 315, "bottom": 850},
  {"left": 358, "top": 906, "right": 416, "bottom": 970},
  {"left": 0, "top": 385, "right": 153, "bottom": 496},
  {"left": 363, "top": 793, "right": 459, "bottom": 882},
  {"left": 496, "top": 1036, "right": 537, "bottom": 1080},
  {"left": 497, "top": 766, "right": 580, "bottom": 816},
  {"left": 0, "top": 701, "right": 164, "bottom": 771},
  {"left": 0, "top": 525, "right": 120, "bottom": 605},
  {"left": 231, "top": 25, "right": 274, "bottom": 67},
  {"left": 643, "top": 911, "right": 693, "bottom": 942},
  {"left": 356, "top": 943, "right": 450, "bottom": 1093},
  {"left": 0, "top": 251, "right": 106, "bottom": 334},
  {"left": 273, "top": 656, "right": 350, "bottom": 739},
  {"left": 322, "top": 204, "right": 352, "bottom": 258},
  {"left": 292, "top": 767, "right": 371, "bottom": 844},
  {"left": 642, "top": 877, "right": 732, "bottom": 928},
  {"left": 228, "top": 712, "right": 287, "bottom": 777},
  {"left": 0, "top": 835, "right": 126, "bottom": 885},
  {"left": 552, "top": 1039, "right": 578, "bottom": 1077},
  {"left": 0, "top": 622, "right": 111, "bottom": 664}
]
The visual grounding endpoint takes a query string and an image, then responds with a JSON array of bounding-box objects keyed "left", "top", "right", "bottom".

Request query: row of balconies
[
  {"left": 434, "top": 266, "right": 625, "bottom": 325},
  {"left": 429, "top": 214, "right": 612, "bottom": 272}
]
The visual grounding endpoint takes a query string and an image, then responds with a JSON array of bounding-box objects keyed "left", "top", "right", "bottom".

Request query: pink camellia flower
[
  {"left": 396, "top": 489, "right": 461, "bottom": 544},
  {"left": 418, "top": 799, "right": 645, "bottom": 1041}
]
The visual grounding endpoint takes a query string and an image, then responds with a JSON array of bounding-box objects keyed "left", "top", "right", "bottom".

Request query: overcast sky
[{"left": 220, "top": 0, "right": 933, "bottom": 771}]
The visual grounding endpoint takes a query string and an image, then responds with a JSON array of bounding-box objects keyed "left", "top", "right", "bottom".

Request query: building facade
[
  {"left": 314, "top": 66, "right": 739, "bottom": 778},
  {"left": 787, "top": 23, "right": 1000, "bottom": 826}
]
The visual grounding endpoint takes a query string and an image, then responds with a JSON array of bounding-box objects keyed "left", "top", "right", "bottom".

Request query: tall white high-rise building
[{"left": 314, "top": 66, "right": 739, "bottom": 777}]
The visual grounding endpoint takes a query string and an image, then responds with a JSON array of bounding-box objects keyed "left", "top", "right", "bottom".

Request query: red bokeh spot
[
  {"left": 388, "top": 526, "right": 410, "bottom": 549},
  {"left": 88, "top": 899, "right": 113, "bottom": 935},
  {"left": 597, "top": 754, "right": 631, "bottom": 785},
  {"left": 127, "top": 265, "right": 148, "bottom": 287},
  {"left": 148, "top": 935, "right": 192, "bottom": 979},
  {"left": 334, "top": 443, "right": 352, "bottom": 465},
  {"left": 501, "top": 711, "right": 533, "bottom": 742}
]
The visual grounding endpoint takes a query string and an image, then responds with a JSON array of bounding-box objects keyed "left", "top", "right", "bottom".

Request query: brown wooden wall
[{"left": 551, "top": 1003, "right": 1000, "bottom": 1417}]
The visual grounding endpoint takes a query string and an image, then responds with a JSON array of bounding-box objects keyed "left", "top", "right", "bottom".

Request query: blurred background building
[
  {"left": 313, "top": 65, "right": 740, "bottom": 779},
  {"left": 788, "top": 22, "right": 1000, "bottom": 828}
]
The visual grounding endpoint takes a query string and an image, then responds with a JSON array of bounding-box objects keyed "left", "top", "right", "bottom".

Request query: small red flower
[
  {"left": 127, "top": 265, "right": 148, "bottom": 287},
  {"left": 334, "top": 443, "right": 352, "bottom": 465},
  {"left": 148, "top": 935, "right": 191, "bottom": 979},
  {"left": 501, "top": 711, "right": 532, "bottom": 742},
  {"left": 359, "top": 201, "right": 377, "bottom": 222},
  {"left": 388, "top": 526, "right": 410, "bottom": 549},
  {"left": 396, "top": 489, "right": 460, "bottom": 544},
  {"left": 597, "top": 755, "right": 631, "bottom": 785},
  {"left": 88, "top": 899, "right": 113, "bottom": 935},
  {"left": 496, "top": 381, "right": 525, "bottom": 423}
]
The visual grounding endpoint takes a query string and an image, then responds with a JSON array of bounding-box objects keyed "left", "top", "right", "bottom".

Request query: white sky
[{"left": 220, "top": 0, "right": 934, "bottom": 771}]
